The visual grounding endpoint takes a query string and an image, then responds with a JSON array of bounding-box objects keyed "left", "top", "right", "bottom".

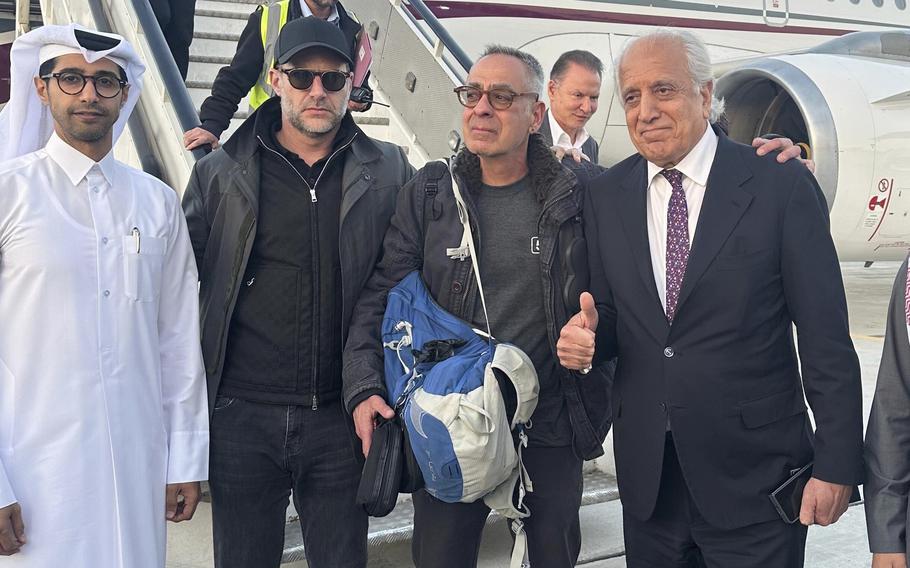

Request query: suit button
[
  {"left": 659, "top": 402, "right": 667, "bottom": 411},
  {"left": 664, "top": 347, "right": 675, "bottom": 358},
  {"left": 452, "top": 281, "right": 463, "bottom": 294}
]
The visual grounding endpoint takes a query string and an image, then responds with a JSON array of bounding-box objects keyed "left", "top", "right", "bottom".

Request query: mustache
[{"left": 69, "top": 104, "right": 108, "bottom": 116}]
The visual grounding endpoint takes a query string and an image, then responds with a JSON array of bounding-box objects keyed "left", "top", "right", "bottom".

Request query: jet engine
[{"left": 716, "top": 31, "right": 910, "bottom": 261}]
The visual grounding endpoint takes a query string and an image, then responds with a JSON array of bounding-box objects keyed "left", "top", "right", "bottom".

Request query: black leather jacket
[
  {"left": 343, "top": 133, "right": 612, "bottom": 459},
  {"left": 183, "top": 98, "right": 414, "bottom": 415}
]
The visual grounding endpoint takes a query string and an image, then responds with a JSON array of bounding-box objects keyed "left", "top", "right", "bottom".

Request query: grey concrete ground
[{"left": 167, "top": 261, "right": 900, "bottom": 567}]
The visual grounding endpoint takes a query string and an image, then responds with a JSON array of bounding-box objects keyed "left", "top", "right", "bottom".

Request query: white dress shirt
[
  {"left": 548, "top": 110, "right": 590, "bottom": 153},
  {"left": 646, "top": 122, "right": 718, "bottom": 310},
  {"left": 0, "top": 134, "right": 209, "bottom": 568},
  {"left": 299, "top": 0, "right": 340, "bottom": 24}
]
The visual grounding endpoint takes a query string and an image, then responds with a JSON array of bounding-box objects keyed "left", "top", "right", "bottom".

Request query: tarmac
[{"left": 166, "top": 260, "right": 900, "bottom": 567}]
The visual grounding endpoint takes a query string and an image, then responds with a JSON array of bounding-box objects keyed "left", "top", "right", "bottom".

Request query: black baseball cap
[{"left": 275, "top": 16, "right": 354, "bottom": 67}]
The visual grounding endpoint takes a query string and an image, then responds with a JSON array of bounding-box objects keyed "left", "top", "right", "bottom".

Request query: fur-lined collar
[{"left": 451, "top": 132, "right": 572, "bottom": 203}]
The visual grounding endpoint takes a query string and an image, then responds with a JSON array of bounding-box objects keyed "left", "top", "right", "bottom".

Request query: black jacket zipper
[{"left": 257, "top": 132, "right": 359, "bottom": 410}]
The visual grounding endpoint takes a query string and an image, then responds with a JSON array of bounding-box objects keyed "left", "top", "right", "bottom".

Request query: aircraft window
[
  {"left": 873, "top": 0, "right": 883, "bottom": 6},
  {"left": 849, "top": 0, "right": 858, "bottom": 4},
  {"left": 898, "top": 0, "right": 907, "bottom": 9}
]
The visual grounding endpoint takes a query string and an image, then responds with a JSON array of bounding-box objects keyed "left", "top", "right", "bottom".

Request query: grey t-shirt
[{"left": 470, "top": 176, "right": 572, "bottom": 447}]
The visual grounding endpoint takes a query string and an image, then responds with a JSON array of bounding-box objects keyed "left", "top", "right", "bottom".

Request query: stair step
[
  {"left": 280, "top": 469, "right": 620, "bottom": 563},
  {"left": 189, "top": 54, "right": 233, "bottom": 65},
  {"left": 194, "top": 30, "right": 242, "bottom": 42},
  {"left": 196, "top": 7, "right": 252, "bottom": 20},
  {"left": 353, "top": 116, "right": 391, "bottom": 126},
  {"left": 195, "top": 14, "right": 248, "bottom": 37},
  {"left": 189, "top": 37, "right": 241, "bottom": 60}
]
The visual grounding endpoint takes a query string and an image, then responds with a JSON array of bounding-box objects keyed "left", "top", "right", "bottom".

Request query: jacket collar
[
  {"left": 452, "top": 132, "right": 575, "bottom": 205},
  {"left": 222, "top": 96, "right": 381, "bottom": 166}
]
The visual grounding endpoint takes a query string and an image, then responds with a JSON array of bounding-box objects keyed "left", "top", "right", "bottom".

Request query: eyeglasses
[
  {"left": 278, "top": 68, "right": 352, "bottom": 92},
  {"left": 40, "top": 72, "right": 126, "bottom": 98},
  {"left": 454, "top": 86, "right": 539, "bottom": 110}
]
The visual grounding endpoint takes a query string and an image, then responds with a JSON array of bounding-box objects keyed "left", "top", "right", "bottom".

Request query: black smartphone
[{"left": 769, "top": 462, "right": 813, "bottom": 524}]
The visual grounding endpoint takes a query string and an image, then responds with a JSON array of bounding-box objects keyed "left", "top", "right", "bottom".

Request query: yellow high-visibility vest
[{"left": 248, "top": 0, "right": 291, "bottom": 109}]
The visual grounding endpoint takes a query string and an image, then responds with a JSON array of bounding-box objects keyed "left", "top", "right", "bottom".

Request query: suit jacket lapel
[
  {"left": 675, "top": 135, "right": 754, "bottom": 314},
  {"left": 618, "top": 159, "right": 667, "bottom": 335}
]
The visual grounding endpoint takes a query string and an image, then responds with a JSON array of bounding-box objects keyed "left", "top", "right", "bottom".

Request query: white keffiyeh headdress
[{"left": 0, "top": 24, "right": 146, "bottom": 162}]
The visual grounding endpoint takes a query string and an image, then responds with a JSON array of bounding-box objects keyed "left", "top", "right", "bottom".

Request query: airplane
[{"left": 397, "top": 0, "right": 910, "bottom": 262}]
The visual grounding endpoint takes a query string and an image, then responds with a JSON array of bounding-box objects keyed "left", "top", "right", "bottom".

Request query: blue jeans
[{"left": 209, "top": 396, "right": 367, "bottom": 568}]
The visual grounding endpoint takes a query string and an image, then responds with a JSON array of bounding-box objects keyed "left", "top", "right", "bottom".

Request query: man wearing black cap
[
  {"left": 183, "top": 0, "right": 371, "bottom": 151},
  {"left": 182, "top": 17, "right": 414, "bottom": 567}
]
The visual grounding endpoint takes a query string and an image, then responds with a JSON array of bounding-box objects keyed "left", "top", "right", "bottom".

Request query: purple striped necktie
[{"left": 662, "top": 168, "right": 688, "bottom": 323}]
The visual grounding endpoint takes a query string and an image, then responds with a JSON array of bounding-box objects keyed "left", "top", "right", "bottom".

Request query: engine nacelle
[{"left": 716, "top": 31, "right": 910, "bottom": 262}]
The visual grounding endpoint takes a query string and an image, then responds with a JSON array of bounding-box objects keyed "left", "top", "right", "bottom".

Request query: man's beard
[
  {"left": 56, "top": 104, "right": 117, "bottom": 142},
  {"left": 284, "top": 97, "right": 344, "bottom": 137}
]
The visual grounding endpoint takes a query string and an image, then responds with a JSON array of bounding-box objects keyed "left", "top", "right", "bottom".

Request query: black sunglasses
[{"left": 278, "top": 68, "right": 352, "bottom": 92}]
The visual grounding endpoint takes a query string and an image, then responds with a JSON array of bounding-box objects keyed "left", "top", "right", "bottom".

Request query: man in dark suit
[
  {"left": 538, "top": 50, "right": 602, "bottom": 164},
  {"left": 557, "top": 29, "right": 863, "bottom": 566}
]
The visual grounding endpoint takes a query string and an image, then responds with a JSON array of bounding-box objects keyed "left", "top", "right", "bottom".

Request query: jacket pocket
[
  {"left": 740, "top": 388, "right": 806, "bottom": 429},
  {"left": 122, "top": 235, "right": 167, "bottom": 302}
]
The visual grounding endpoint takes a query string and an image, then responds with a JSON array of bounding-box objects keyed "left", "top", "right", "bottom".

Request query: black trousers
[
  {"left": 411, "top": 445, "right": 584, "bottom": 568},
  {"left": 209, "top": 396, "right": 367, "bottom": 568},
  {"left": 148, "top": 0, "right": 196, "bottom": 79},
  {"left": 623, "top": 434, "right": 808, "bottom": 568}
]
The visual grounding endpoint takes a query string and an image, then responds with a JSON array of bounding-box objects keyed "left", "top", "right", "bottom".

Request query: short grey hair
[
  {"left": 614, "top": 29, "right": 726, "bottom": 122},
  {"left": 479, "top": 44, "right": 545, "bottom": 97}
]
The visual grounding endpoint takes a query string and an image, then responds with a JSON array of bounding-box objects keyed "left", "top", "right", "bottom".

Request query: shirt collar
[
  {"left": 299, "top": 0, "right": 340, "bottom": 24},
  {"left": 44, "top": 132, "right": 117, "bottom": 187},
  {"left": 548, "top": 110, "right": 589, "bottom": 150},
  {"left": 647, "top": 121, "right": 718, "bottom": 187}
]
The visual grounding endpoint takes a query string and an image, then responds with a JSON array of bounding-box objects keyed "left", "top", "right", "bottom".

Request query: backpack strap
[
  {"left": 420, "top": 161, "right": 448, "bottom": 235},
  {"left": 443, "top": 160, "right": 492, "bottom": 340}
]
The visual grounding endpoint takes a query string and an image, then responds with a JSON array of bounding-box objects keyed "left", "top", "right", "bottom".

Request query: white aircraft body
[{"left": 417, "top": 0, "right": 910, "bottom": 261}]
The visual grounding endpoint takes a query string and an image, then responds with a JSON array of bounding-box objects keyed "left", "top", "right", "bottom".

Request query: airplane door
[{"left": 763, "top": 0, "right": 790, "bottom": 27}]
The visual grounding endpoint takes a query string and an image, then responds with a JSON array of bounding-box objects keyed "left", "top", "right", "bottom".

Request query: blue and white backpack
[{"left": 382, "top": 164, "right": 539, "bottom": 568}]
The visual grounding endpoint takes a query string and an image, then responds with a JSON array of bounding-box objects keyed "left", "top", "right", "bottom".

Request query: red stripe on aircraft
[{"left": 420, "top": 2, "right": 854, "bottom": 36}]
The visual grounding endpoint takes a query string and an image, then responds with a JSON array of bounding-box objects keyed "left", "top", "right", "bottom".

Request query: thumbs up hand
[{"left": 557, "top": 292, "right": 598, "bottom": 372}]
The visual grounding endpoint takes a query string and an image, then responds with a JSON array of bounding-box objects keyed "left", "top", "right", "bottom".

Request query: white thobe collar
[
  {"left": 646, "top": 121, "right": 716, "bottom": 187},
  {"left": 548, "top": 110, "right": 590, "bottom": 151},
  {"left": 299, "top": 0, "right": 340, "bottom": 24},
  {"left": 45, "top": 132, "right": 117, "bottom": 187}
]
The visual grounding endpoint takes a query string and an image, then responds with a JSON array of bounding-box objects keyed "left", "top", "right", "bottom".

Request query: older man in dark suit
[{"left": 557, "top": 29, "right": 863, "bottom": 567}]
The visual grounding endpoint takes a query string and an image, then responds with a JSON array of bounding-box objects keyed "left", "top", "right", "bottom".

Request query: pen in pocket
[{"left": 131, "top": 227, "right": 141, "bottom": 254}]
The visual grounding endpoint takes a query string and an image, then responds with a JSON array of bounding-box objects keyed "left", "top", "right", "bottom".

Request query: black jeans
[
  {"left": 209, "top": 396, "right": 367, "bottom": 568},
  {"left": 411, "top": 445, "right": 584, "bottom": 568},
  {"left": 147, "top": 0, "right": 196, "bottom": 79},
  {"left": 623, "top": 434, "right": 808, "bottom": 568}
]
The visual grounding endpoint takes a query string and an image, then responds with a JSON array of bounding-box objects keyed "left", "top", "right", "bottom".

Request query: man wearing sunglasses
[
  {"left": 182, "top": 16, "right": 413, "bottom": 568},
  {"left": 183, "top": 0, "right": 372, "bottom": 151}
]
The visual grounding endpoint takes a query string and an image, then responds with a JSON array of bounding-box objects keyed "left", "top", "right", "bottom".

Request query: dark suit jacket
[
  {"left": 538, "top": 110, "right": 600, "bottom": 165},
  {"left": 585, "top": 128, "right": 864, "bottom": 529}
]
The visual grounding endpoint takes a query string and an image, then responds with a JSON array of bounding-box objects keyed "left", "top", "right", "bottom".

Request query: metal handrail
[
  {"left": 405, "top": 0, "right": 473, "bottom": 74},
  {"left": 86, "top": 0, "right": 206, "bottom": 178},
  {"left": 127, "top": 0, "right": 208, "bottom": 162},
  {"left": 85, "top": 0, "right": 162, "bottom": 177}
]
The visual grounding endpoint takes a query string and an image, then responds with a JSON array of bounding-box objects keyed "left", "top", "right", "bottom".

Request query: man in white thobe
[{"left": 0, "top": 24, "right": 209, "bottom": 567}]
